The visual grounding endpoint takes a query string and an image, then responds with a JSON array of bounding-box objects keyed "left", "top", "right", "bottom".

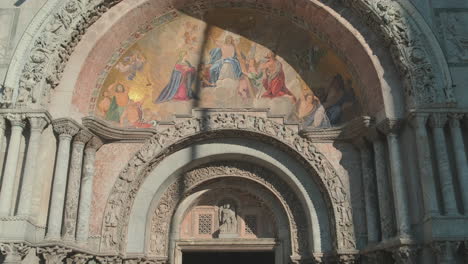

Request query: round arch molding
[
  {"left": 0, "top": 0, "right": 455, "bottom": 111},
  {"left": 146, "top": 162, "right": 312, "bottom": 263},
  {"left": 100, "top": 114, "right": 356, "bottom": 259}
]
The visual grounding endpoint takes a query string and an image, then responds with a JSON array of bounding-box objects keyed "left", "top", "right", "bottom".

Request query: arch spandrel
[
  {"left": 0, "top": 0, "right": 453, "bottom": 118},
  {"left": 100, "top": 113, "right": 356, "bottom": 258}
]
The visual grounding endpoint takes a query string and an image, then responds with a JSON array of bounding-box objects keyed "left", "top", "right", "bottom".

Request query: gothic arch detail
[
  {"left": 101, "top": 114, "right": 355, "bottom": 255},
  {"left": 0, "top": 0, "right": 454, "bottom": 109}
]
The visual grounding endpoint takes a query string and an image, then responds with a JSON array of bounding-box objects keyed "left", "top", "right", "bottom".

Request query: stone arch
[
  {"left": 100, "top": 114, "right": 355, "bottom": 257},
  {"left": 0, "top": 0, "right": 454, "bottom": 112},
  {"left": 146, "top": 163, "right": 308, "bottom": 262}
]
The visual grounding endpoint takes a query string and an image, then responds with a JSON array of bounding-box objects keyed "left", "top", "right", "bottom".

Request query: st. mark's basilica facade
[{"left": 0, "top": 0, "right": 468, "bottom": 263}]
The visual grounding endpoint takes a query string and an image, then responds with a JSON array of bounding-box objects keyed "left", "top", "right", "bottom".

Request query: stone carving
[
  {"left": 3, "top": 0, "right": 453, "bottom": 108},
  {"left": 66, "top": 253, "right": 92, "bottom": 264},
  {"left": 101, "top": 114, "right": 356, "bottom": 255},
  {"left": 390, "top": 245, "right": 419, "bottom": 264},
  {"left": 6, "top": 113, "right": 27, "bottom": 128},
  {"left": 96, "top": 256, "right": 123, "bottom": 264},
  {"left": 429, "top": 113, "right": 448, "bottom": 128},
  {"left": 218, "top": 199, "right": 238, "bottom": 235},
  {"left": 38, "top": 246, "right": 72, "bottom": 264},
  {"left": 438, "top": 12, "right": 468, "bottom": 64},
  {"left": 146, "top": 162, "right": 309, "bottom": 258},
  {"left": 0, "top": 243, "right": 30, "bottom": 263},
  {"left": 52, "top": 118, "right": 80, "bottom": 138}
]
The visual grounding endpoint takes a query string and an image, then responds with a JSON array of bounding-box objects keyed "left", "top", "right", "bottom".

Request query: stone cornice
[{"left": 300, "top": 116, "right": 373, "bottom": 142}]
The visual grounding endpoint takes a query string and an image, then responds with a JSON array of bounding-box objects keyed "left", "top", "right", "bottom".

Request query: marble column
[
  {"left": 63, "top": 130, "right": 93, "bottom": 241},
  {"left": 0, "top": 243, "right": 30, "bottom": 264},
  {"left": 448, "top": 114, "right": 468, "bottom": 214},
  {"left": 16, "top": 115, "right": 49, "bottom": 216},
  {"left": 367, "top": 128, "right": 395, "bottom": 240},
  {"left": 46, "top": 119, "right": 80, "bottom": 240},
  {"left": 0, "top": 114, "right": 26, "bottom": 216},
  {"left": 429, "top": 114, "right": 458, "bottom": 215},
  {"left": 408, "top": 113, "right": 439, "bottom": 217},
  {"left": 378, "top": 119, "right": 411, "bottom": 238},
  {"left": 355, "top": 138, "right": 380, "bottom": 244},
  {"left": 76, "top": 136, "right": 103, "bottom": 243},
  {"left": 431, "top": 241, "right": 461, "bottom": 264}
]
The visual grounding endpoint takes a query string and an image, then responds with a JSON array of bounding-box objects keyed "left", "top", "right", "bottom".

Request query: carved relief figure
[
  {"left": 218, "top": 201, "right": 238, "bottom": 234},
  {"left": 442, "top": 12, "right": 468, "bottom": 62}
]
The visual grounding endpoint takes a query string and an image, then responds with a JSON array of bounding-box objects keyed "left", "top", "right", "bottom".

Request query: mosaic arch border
[
  {"left": 1, "top": 0, "right": 454, "bottom": 110},
  {"left": 100, "top": 114, "right": 355, "bottom": 257}
]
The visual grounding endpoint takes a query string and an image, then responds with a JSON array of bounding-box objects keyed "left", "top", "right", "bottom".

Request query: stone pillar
[
  {"left": 367, "top": 128, "right": 395, "bottom": 240},
  {"left": 354, "top": 138, "right": 379, "bottom": 244},
  {"left": 63, "top": 130, "right": 93, "bottom": 241},
  {"left": 448, "top": 114, "right": 468, "bottom": 214},
  {"left": 429, "top": 114, "right": 458, "bottom": 215},
  {"left": 408, "top": 113, "right": 439, "bottom": 217},
  {"left": 431, "top": 241, "right": 461, "bottom": 264},
  {"left": 0, "top": 116, "right": 5, "bottom": 157},
  {"left": 378, "top": 119, "right": 411, "bottom": 238},
  {"left": 76, "top": 136, "right": 103, "bottom": 243},
  {"left": 0, "top": 243, "right": 30, "bottom": 264},
  {"left": 46, "top": 119, "right": 80, "bottom": 240},
  {"left": 16, "top": 115, "right": 50, "bottom": 216},
  {"left": 38, "top": 246, "right": 72, "bottom": 264},
  {"left": 0, "top": 114, "right": 26, "bottom": 216}
]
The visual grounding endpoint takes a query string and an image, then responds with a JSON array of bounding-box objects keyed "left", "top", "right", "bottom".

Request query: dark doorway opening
[{"left": 182, "top": 251, "right": 275, "bottom": 264}]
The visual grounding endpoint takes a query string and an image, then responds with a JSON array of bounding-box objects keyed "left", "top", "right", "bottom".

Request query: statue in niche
[{"left": 218, "top": 200, "right": 238, "bottom": 236}]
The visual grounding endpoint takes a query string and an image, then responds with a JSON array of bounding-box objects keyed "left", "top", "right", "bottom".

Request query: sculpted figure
[{"left": 218, "top": 202, "right": 237, "bottom": 234}]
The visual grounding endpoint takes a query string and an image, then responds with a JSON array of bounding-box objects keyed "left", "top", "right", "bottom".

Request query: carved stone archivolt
[
  {"left": 1, "top": 0, "right": 453, "bottom": 109},
  {"left": 101, "top": 114, "right": 356, "bottom": 255},
  {"left": 147, "top": 162, "right": 309, "bottom": 259}
]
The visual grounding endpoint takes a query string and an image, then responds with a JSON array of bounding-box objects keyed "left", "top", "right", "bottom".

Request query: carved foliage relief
[
  {"left": 100, "top": 114, "right": 356, "bottom": 256},
  {"left": 437, "top": 10, "right": 468, "bottom": 64}
]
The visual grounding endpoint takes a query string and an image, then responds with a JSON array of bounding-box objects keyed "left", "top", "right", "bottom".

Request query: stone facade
[{"left": 0, "top": 0, "right": 468, "bottom": 264}]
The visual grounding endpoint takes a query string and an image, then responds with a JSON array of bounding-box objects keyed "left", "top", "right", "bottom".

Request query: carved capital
[
  {"left": 390, "top": 245, "right": 419, "bottom": 264},
  {"left": 38, "top": 246, "right": 72, "bottom": 264},
  {"left": 6, "top": 113, "right": 27, "bottom": 128},
  {"left": 407, "top": 113, "right": 429, "bottom": 129},
  {"left": 448, "top": 113, "right": 464, "bottom": 128},
  {"left": 0, "top": 115, "right": 6, "bottom": 131},
  {"left": 73, "top": 129, "right": 93, "bottom": 144},
  {"left": 0, "top": 243, "right": 30, "bottom": 261},
  {"left": 52, "top": 118, "right": 80, "bottom": 138},
  {"left": 336, "top": 253, "right": 360, "bottom": 264},
  {"left": 96, "top": 256, "right": 123, "bottom": 264},
  {"left": 428, "top": 113, "right": 448, "bottom": 128},
  {"left": 65, "top": 253, "right": 92, "bottom": 264},
  {"left": 28, "top": 116, "right": 49, "bottom": 132},
  {"left": 377, "top": 119, "right": 404, "bottom": 135},
  {"left": 86, "top": 136, "right": 103, "bottom": 151},
  {"left": 431, "top": 241, "right": 461, "bottom": 263}
]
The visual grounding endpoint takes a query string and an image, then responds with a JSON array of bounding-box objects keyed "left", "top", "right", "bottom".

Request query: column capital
[
  {"left": 28, "top": 116, "right": 49, "bottom": 132},
  {"left": 377, "top": 118, "right": 404, "bottom": 135},
  {"left": 390, "top": 245, "right": 419, "bottom": 264},
  {"left": 6, "top": 113, "right": 27, "bottom": 128},
  {"left": 96, "top": 256, "right": 123, "bottom": 264},
  {"left": 0, "top": 243, "right": 30, "bottom": 259},
  {"left": 86, "top": 136, "right": 103, "bottom": 151},
  {"left": 407, "top": 112, "right": 429, "bottom": 129},
  {"left": 74, "top": 129, "right": 93, "bottom": 144},
  {"left": 52, "top": 118, "right": 80, "bottom": 138},
  {"left": 66, "top": 253, "right": 93, "bottom": 264},
  {"left": 448, "top": 113, "right": 464, "bottom": 128},
  {"left": 429, "top": 113, "right": 448, "bottom": 128},
  {"left": 38, "top": 246, "right": 72, "bottom": 264}
]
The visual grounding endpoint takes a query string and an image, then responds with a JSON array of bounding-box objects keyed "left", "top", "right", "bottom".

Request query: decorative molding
[
  {"left": 0, "top": 243, "right": 30, "bottom": 262},
  {"left": 300, "top": 116, "right": 372, "bottom": 142},
  {"left": 101, "top": 113, "right": 356, "bottom": 255},
  {"left": 83, "top": 116, "right": 157, "bottom": 142},
  {"left": 0, "top": 0, "right": 454, "bottom": 109}
]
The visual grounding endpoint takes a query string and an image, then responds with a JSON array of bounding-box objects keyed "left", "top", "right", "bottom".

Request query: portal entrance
[{"left": 182, "top": 251, "right": 275, "bottom": 264}]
